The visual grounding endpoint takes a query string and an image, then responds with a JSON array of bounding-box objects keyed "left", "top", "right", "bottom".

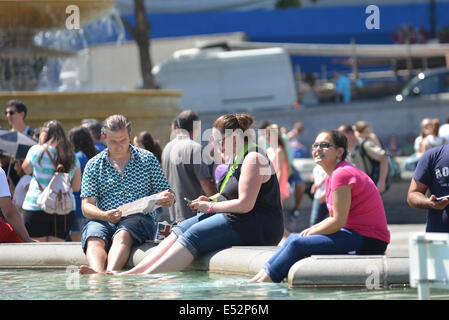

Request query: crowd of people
[{"left": 1, "top": 98, "right": 448, "bottom": 283}]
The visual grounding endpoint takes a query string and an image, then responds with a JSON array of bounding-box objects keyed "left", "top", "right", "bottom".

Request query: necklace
[{"left": 109, "top": 152, "right": 131, "bottom": 175}]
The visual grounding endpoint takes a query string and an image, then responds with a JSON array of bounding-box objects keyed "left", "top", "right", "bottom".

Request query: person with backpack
[
  {"left": 21, "top": 120, "right": 81, "bottom": 242},
  {"left": 338, "top": 123, "right": 389, "bottom": 193}
]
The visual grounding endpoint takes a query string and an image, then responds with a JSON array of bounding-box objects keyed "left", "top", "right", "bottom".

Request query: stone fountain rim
[{"left": 0, "top": 89, "right": 183, "bottom": 97}]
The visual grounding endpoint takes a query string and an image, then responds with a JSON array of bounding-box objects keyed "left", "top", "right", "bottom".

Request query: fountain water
[{"left": 0, "top": 0, "right": 181, "bottom": 143}]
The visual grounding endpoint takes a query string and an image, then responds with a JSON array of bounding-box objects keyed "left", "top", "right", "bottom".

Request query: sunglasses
[
  {"left": 5, "top": 110, "right": 15, "bottom": 115},
  {"left": 312, "top": 142, "right": 335, "bottom": 150}
]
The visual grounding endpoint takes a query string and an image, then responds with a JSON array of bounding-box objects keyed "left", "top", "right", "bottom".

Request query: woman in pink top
[{"left": 251, "top": 129, "right": 390, "bottom": 283}]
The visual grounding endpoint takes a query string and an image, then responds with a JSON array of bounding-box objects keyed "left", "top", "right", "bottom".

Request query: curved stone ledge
[
  {"left": 0, "top": 243, "right": 87, "bottom": 268},
  {"left": 0, "top": 242, "right": 410, "bottom": 287},
  {"left": 288, "top": 255, "right": 409, "bottom": 288}
]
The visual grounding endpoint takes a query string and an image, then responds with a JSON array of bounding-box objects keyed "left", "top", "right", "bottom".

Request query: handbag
[{"left": 35, "top": 145, "right": 74, "bottom": 215}]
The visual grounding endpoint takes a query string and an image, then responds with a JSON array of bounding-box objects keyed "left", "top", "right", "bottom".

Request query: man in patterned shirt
[{"left": 79, "top": 114, "right": 175, "bottom": 274}]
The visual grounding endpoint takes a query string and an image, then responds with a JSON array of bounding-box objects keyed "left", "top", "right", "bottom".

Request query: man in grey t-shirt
[{"left": 162, "top": 110, "right": 217, "bottom": 222}]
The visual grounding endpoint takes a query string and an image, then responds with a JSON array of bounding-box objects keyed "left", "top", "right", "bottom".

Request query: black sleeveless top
[{"left": 218, "top": 148, "right": 284, "bottom": 245}]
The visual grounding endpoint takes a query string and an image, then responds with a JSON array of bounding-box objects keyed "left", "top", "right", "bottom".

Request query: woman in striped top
[{"left": 22, "top": 120, "right": 81, "bottom": 242}]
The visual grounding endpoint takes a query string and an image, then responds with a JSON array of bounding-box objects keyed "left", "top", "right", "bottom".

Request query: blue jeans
[
  {"left": 172, "top": 213, "right": 242, "bottom": 258},
  {"left": 264, "top": 228, "right": 364, "bottom": 283},
  {"left": 309, "top": 198, "right": 329, "bottom": 226}
]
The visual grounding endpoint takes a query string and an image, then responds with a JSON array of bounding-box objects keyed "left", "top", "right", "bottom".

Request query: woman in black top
[{"left": 114, "top": 113, "right": 284, "bottom": 275}]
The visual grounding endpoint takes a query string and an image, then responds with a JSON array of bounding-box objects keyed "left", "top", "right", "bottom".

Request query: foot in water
[{"left": 78, "top": 265, "right": 100, "bottom": 275}]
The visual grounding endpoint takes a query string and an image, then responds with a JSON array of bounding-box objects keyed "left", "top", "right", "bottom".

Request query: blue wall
[{"left": 120, "top": 3, "right": 449, "bottom": 74}]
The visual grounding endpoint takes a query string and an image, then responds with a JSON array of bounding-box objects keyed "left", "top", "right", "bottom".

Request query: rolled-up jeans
[
  {"left": 264, "top": 228, "right": 364, "bottom": 283},
  {"left": 171, "top": 213, "right": 242, "bottom": 258}
]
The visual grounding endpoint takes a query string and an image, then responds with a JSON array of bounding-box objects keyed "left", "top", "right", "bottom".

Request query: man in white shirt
[{"left": 0, "top": 167, "right": 34, "bottom": 242}]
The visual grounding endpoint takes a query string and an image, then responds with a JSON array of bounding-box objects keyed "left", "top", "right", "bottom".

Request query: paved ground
[{"left": 386, "top": 224, "right": 425, "bottom": 257}]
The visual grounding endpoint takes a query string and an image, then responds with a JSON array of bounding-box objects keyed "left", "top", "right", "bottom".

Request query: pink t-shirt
[{"left": 325, "top": 161, "right": 390, "bottom": 243}]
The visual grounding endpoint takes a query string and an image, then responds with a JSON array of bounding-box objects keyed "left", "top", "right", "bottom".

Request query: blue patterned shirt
[{"left": 80, "top": 145, "right": 171, "bottom": 220}]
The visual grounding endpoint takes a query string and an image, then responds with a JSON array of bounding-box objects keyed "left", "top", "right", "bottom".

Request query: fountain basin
[
  {"left": 0, "top": 90, "right": 183, "bottom": 143},
  {"left": 0, "top": 0, "right": 115, "bottom": 31},
  {"left": 0, "top": 242, "right": 410, "bottom": 288}
]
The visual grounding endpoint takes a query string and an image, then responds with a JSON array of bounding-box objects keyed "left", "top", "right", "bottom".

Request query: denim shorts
[
  {"left": 81, "top": 213, "right": 156, "bottom": 253},
  {"left": 172, "top": 213, "right": 242, "bottom": 258}
]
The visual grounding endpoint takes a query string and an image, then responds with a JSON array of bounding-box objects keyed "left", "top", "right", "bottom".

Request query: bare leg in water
[
  {"left": 115, "top": 233, "right": 179, "bottom": 275},
  {"left": 79, "top": 230, "right": 135, "bottom": 275},
  {"left": 109, "top": 233, "right": 194, "bottom": 276}
]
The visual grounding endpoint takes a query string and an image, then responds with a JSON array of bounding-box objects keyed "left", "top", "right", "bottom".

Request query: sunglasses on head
[{"left": 312, "top": 142, "right": 335, "bottom": 150}]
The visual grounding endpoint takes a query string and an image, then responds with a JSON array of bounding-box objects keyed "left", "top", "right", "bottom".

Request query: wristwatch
[{"left": 207, "top": 201, "right": 214, "bottom": 214}]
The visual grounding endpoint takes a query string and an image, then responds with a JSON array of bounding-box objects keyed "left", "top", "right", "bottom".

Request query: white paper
[{"left": 118, "top": 193, "right": 165, "bottom": 216}]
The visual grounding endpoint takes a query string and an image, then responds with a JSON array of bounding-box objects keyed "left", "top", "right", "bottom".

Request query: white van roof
[{"left": 172, "top": 47, "right": 288, "bottom": 60}]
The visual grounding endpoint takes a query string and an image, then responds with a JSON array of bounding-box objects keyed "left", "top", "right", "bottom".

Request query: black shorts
[
  {"left": 356, "top": 236, "right": 388, "bottom": 255},
  {"left": 22, "top": 210, "right": 74, "bottom": 239}
]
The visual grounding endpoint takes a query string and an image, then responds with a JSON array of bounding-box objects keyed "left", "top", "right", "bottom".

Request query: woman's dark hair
[
  {"left": 213, "top": 113, "right": 254, "bottom": 145},
  {"left": 68, "top": 126, "right": 98, "bottom": 160},
  {"left": 213, "top": 113, "right": 254, "bottom": 133},
  {"left": 135, "top": 131, "right": 162, "bottom": 163},
  {"left": 41, "top": 120, "right": 76, "bottom": 171},
  {"left": 319, "top": 129, "right": 348, "bottom": 161}
]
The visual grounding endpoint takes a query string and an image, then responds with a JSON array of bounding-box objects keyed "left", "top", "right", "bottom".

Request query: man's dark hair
[
  {"left": 174, "top": 110, "right": 199, "bottom": 133},
  {"left": 81, "top": 118, "right": 102, "bottom": 141},
  {"left": 6, "top": 99, "right": 27, "bottom": 118},
  {"left": 339, "top": 123, "right": 354, "bottom": 134}
]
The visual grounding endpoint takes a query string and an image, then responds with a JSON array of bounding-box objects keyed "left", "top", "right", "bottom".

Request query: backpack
[
  {"left": 359, "top": 139, "right": 400, "bottom": 192},
  {"left": 35, "top": 145, "right": 74, "bottom": 215}
]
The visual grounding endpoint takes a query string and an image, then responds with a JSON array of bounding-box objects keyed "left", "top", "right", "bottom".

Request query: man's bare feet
[{"left": 79, "top": 265, "right": 101, "bottom": 275}]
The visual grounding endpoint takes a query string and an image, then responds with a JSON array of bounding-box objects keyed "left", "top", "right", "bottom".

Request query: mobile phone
[{"left": 436, "top": 195, "right": 449, "bottom": 201}]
